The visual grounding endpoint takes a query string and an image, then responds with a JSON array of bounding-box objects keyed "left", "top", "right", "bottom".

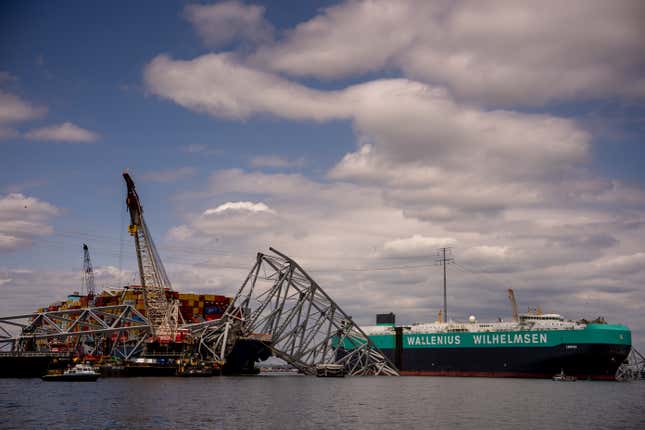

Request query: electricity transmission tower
[{"left": 435, "top": 247, "right": 454, "bottom": 322}]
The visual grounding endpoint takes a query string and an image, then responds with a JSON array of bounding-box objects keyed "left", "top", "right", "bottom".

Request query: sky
[{"left": 1, "top": 0, "right": 644, "bottom": 351}]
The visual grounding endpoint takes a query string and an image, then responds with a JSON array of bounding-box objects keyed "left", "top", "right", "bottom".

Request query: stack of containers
[
  {"left": 36, "top": 286, "right": 233, "bottom": 326},
  {"left": 66, "top": 292, "right": 84, "bottom": 309},
  {"left": 178, "top": 293, "right": 194, "bottom": 321},
  {"left": 47, "top": 302, "right": 64, "bottom": 311},
  {"left": 204, "top": 295, "right": 230, "bottom": 321},
  {"left": 94, "top": 289, "right": 119, "bottom": 306}
]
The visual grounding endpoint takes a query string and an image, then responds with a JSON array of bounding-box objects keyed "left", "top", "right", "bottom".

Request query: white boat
[{"left": 42, "top": 363, "right": 100, "bottom": 381}]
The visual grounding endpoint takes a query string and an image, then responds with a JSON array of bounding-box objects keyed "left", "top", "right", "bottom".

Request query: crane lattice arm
[
  {"left": 82, "top": 244, "right": 96, "bottom": 300},
  {"left": 508, "top": 288, "right": 519, "bottom": 322},
  {"left": 123, "top": 172, "right": 177, "bottom": 339}
]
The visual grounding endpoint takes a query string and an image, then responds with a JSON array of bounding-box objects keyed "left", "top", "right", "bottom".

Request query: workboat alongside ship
[
  {"left": 41, "top": 363, "right": 100, "bottom": 382},
  {"left": 359, "top": 310, "right": 631, "bottom": 380}
]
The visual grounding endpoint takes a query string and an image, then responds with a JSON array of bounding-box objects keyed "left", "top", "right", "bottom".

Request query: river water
[{"left": 1, "top": 376, "right": 643, "bottom": 429}]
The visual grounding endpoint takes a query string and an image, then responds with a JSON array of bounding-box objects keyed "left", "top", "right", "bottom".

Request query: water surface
[{"left": 1, "top": 376, "right": 643, "bottom": 429}]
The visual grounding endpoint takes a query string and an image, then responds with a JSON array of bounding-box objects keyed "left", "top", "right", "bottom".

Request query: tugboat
[{"left": 41, "top": 363, "right": 100, "bottom": 382}]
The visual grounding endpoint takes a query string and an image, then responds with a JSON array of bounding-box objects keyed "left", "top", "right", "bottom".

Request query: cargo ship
[
  {"left": 0, "top": 285, "right": 268, "bottom": 377},
  {"left": 360, "top": 311, "right": 631, "bottom": 380}
]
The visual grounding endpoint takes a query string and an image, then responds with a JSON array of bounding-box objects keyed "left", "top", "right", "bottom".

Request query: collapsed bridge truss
[
  {"left": 0, "top": 305, "right": 150, "bottom": 360},
  {"left": 191, "top": 248, "right": 398, "bottom": 376},
  {"left": 616, "top": 347, "right": 645, "bottom": 381}
]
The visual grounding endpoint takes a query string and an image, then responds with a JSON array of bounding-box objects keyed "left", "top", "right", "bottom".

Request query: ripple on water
[{"left": 0, "top": 377, "right": 644, "bottom": 429}]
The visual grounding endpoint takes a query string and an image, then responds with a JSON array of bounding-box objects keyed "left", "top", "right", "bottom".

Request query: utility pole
[{"left": 436, "top": 248, "right": 454, "bottom": 322}]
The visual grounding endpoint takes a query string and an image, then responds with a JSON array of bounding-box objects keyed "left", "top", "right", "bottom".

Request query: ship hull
[
  {"left": 358, "top": 323, "right": 632, "bottom": 380},
  {"left": 223, "top": 338, "right": 272, "bottom": 375},
  {"left": 378, "top": 343, "right": 630, "bottom": 380},
  {"left": 0, "top": 353, "right": 71, "bottom": 378},
  {"left": 41, "top": 374, "right": 99, "bottom": 382}
]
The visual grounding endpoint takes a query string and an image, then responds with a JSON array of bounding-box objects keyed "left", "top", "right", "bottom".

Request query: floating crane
[
  {"left": 82, "top": 244, "right": 96, "bottom": 299},
  {"left": 508, "top": 288, "right": 519, "bottom": 322},
  {"left": 123, "top": 172, "right": 179, "bottom": 341}
]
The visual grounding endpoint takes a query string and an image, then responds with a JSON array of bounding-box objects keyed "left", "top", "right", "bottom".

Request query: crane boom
[
  {"left": 82, "top": 244, "right": 96, "bottom": 301},
  {"left": 508, "top": 288, "right": 519, "bottom": 322},
  {"left": 123, "top": 172, "right": 178, "bottom": 340}
]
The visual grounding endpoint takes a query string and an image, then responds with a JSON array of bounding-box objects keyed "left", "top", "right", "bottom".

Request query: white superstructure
[{"left": 362, "top": 313, "right": 587, "bottom": 336}]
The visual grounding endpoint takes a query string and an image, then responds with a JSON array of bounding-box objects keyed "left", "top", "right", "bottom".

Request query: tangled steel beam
[{"left": 195, "top": 248, "right": 398, "bottom": 376}]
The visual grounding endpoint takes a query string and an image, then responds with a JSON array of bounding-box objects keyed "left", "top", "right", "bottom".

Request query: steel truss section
[
  {"left": 616, "top": 347, "right": 645, "bottom": 381},
  {"left": 199, "top": 248, "right": 398, "bottom": 376},
  {"left": 0, "top": 305, "right": 151, "bottom": 359}
]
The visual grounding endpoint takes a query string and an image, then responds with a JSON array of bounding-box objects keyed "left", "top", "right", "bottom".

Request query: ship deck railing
[{"left": 0, "top": 351, "right": 70, "bottom": 358}]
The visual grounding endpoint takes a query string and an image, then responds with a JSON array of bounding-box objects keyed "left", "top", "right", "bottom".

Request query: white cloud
[
  {"left": 250, "top": 155, "right": 306, "bottom": 169},
  {"left": 208, "top": 168, "right": 318, "bottom": 197},
  {"left": 144, "top": 53, "right": 351, "bottom": 121},
  {"left": 0, "top": 85, "right": 93, "bottom": 143},
  {"left": 184, "top": 1, "right": 273, "bottom": 47},
  {"left": 142, "top": 53, "right": 642, "bottom": 275},
  {"left": 383, "top": 235, "right": 457, "bottom": 258},
  {"left": 250, "top": 1, "right": 415, "bottom": 79},
  {"left": 0, "top": 266, "right": 132, "bottom": 316},
  {"left": 141, "top": 167, "right": 197, "bottom": 183},
  {"left": 194, "top": 200, "right": 279, "bottom": 237},
  {"left": 145, "top": 54, "right": 590, "bottom": 186},
  {"left": 0, "top": 193, "right": 60, "bottom": 219},
  {"left": 24, "top": 122, "right": 99, "bottom": 143},
  {"left": 0, "top": 90, "right": 46, "bottom": 138},
  {"left": 0, "top": 233, "right": 21, "bottom": 251},
  {"left": 595, "top": 253, "right": 645, "bottom": 276},
  {"left": 252, "top": 0, "right": 645, "bottom": 105},
  {"left": 0, "top": 193, "right": 61, "bottom": 252},
  {"left": 167, "top": 225, "right": 194, "bottom": 242},
  {"left": 204, "top": 201, "right": 275, "bottom": 215}
]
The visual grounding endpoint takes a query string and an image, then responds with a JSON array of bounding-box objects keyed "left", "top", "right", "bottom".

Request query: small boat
[
  {"left": 42, "top": 363, "right": 100, "bottom": 381},
  {"left": 553, "top": 369, "right": 577, "bottom": 382},
  {"left": 178, "top": 366, "right": 214, "bottom": 377},
  {"left": 315, "top": 363, "right": 346, "bottom": 377}
]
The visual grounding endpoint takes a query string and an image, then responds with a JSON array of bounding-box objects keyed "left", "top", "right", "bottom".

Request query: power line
[
  {"left": 29, "top": 236, "right": 440, "bottom": 274},
  {"left": 452, "top": 261, "right": 508, "bottom": 286}
]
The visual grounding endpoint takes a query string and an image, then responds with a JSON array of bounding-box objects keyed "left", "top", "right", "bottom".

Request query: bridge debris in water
[{"left": 192, "top": 248, "right": 399, "bottom": 376}]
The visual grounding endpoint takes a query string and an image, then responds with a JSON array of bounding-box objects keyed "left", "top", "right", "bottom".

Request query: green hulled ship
[{"left": 358, "top": 312, "right": 631, "bottom": 379}]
